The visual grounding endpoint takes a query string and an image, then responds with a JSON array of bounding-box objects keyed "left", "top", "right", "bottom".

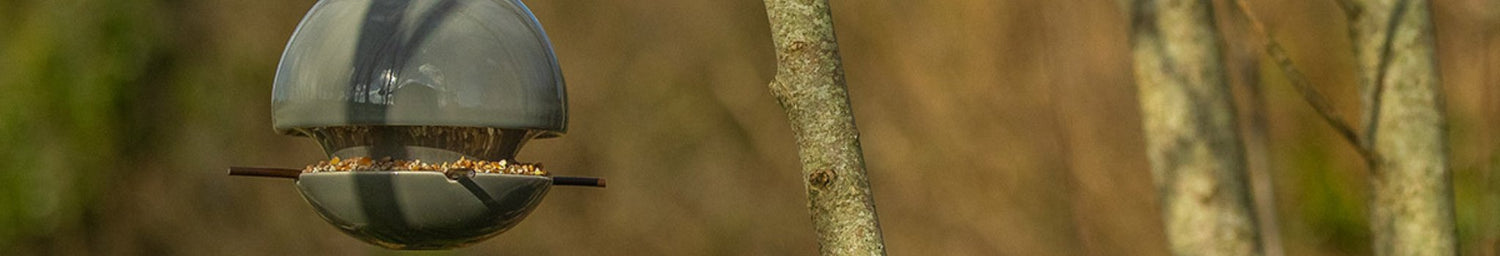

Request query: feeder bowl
[
  {"left": 285, "top": 127, "right": 557, "bottom": 249},
  {"left": 229, "top": 129, "right": 603, "bottom": 249},
  {"left": 244, "top": 0, "right": 593, "bottom": 249},
  {"left": 295, "top": 171, "right": 551, "bottom": 249}
]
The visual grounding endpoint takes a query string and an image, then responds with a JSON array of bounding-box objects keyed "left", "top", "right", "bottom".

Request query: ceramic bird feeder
[{"left": 232, "top": 0, "right": 602, "bottom": 250}]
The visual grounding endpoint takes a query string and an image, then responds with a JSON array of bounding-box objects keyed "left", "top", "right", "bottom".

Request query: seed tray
[{"left": 303, "top": 157, "right": 547, "bottom": 176}]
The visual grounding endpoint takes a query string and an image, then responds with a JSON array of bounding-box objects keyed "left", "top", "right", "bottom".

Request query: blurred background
[{"left": 0, "top": 0, "right": 1496, "bottom": 255}]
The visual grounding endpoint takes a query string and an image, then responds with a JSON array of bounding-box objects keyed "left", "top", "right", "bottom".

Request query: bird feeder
[{"left": 231, "top": 0, "right": 602, "bottom": 250}]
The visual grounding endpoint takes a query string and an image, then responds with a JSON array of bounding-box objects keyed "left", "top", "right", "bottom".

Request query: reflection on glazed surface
[
  {"left": 271, "top": 0, "right": 567, "bottom": 137},
  {"left": 296, "top": 126, "right": 540, "bottom": 162},
  {"left": 296, "top": 172, "right": 552, "bottom": 250}
]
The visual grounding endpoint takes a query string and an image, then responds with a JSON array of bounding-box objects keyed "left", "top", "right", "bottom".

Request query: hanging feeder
[{"left": 231, "top": 0, "right": 602, "bottom": 250}]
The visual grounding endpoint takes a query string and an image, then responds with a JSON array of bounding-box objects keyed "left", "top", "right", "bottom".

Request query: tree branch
[
  {"left": 760, "top": 0, "right": 888, "bottom": 255},
  {"left": 1345, "top": 0, "right": 1458, "bottom": 254},
  {"left": 1129, "top": 0, "right": 1263, "bottom": 254},
  {"left": 1217, "top": 1, "right": 1284, "bottom": 254},
  {"left": 1231, "top": 0, "right": 1376, "bottom": 163},
  {"left": 1361, "top": 0, "right": 1409, "bottom": 154}
]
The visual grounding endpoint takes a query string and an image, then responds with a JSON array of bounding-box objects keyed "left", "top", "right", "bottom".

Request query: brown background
[{"left": 0, "top": 0, "right": 1495, "bottom": 255}]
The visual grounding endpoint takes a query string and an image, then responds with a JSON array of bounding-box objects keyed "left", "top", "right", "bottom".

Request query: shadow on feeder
[{"left": 230, "top": 0, "right": 602, "bottom": 250}]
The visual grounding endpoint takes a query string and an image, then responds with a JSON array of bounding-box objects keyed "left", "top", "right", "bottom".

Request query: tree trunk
[
  {"left": 1216, "top": 1, "right": 1283, "bottom": 254},
  {"left": 1127, "top": 0, "right": 1263, "bottom": 255},
  {"left": 759, "top": 0, "right": 887, "bottom": 255},
  {"left": 1345, "top": 0, "right": 1459, "bottom": 255}
]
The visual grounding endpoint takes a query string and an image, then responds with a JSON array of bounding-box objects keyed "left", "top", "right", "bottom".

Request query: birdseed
[{"left": 303, "top": 156, "right": 548, "bottom": 176}]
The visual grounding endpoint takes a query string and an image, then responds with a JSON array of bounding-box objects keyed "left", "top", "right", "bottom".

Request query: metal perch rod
[{"left": 228, "top": 167, "right": 302, "bottom": 179}]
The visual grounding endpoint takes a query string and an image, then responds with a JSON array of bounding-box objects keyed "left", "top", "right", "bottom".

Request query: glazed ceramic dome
[
  {"left": 262, "top": 0, "right": 571, "bottom": 249},
  {"left": 272, "top": 0, "right": 567, "bottom": 138}
]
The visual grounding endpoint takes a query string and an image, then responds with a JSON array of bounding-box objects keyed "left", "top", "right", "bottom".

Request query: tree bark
[
  {"left": 759, "top": 0, "right": 887, "bottom": 255},
  {"left": 1217, "top": 1, "right": 1283, "bottom": 254},
  {"left": 1344, "top": 0, "right": 1459, "bottom": 255},
  {"left": 1127, "top": 0, "right": 1263, "bottom": 255}
]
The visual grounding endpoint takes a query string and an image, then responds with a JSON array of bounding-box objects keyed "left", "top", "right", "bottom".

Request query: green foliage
[
  {"left": 1289, "top": 145, "right": 1370, "bottom": 255},
  {"left": 1446, "top": 114, "right": 1500, "bottom": 255},
  {"left": 0, "top": 0, "right": 168, "bottom": 248}
]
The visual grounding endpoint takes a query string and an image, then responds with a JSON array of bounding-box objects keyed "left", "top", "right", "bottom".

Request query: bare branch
[
  {"left": 1345, "top": 0, "right": 1458, "bottom": 254},
  {"left": 1361, "top": 0, "right": 1410, "bottom": 153},
  {"left": 761, "top": 0, "right": 888, "bottom": 255},
  {"left": 1217, "top": 1, "right": 1284, "bottom": 254},
  {"left": 1129, "top": 0, "right": 1263, "bottom": 254},
  {"left": 1231, "top": 0, "right": 1376, "bottom": 163}
]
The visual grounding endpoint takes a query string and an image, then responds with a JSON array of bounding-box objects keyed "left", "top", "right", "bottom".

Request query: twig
[{"left": 1232, "top": 0, "right": 1377, "bottom": 163}]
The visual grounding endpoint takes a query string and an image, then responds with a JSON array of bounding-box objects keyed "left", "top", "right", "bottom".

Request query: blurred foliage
[
  {"left": 0, "top": 0, "right": 1495, "bottom": 255},
  {"left": 0, "top": 0, "right": 169, "bottom": 249},
  {"left": 1286, "top": 131, "right": 1370, "bottom": 255}
]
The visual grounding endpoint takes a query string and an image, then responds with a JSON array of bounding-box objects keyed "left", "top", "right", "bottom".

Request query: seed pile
[{"left": 303, "top": 157, "right": 548, "bottom": 176}]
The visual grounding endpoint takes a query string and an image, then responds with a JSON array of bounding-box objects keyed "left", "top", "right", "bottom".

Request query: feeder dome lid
[{"left": 272, "top": 0, "right": 566, "bottom": 137}]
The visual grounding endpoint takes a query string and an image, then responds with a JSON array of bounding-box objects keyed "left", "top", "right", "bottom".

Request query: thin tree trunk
[
  {"left": 1238, "top": 60, "right": 1283, "bottom": 256},
  {"left": 1216, "top": 1, "right": 1283, "bottom": 254},
  {"left": 759, "top": 0, "right": 887, "bottom": 255},
  {"left": 1127, "top": 0, "right": 1263, "bottom": 255},
  {"left": 1344, "top": 0, "right": 1459, "bottom": 255}
]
